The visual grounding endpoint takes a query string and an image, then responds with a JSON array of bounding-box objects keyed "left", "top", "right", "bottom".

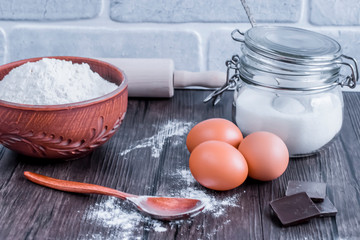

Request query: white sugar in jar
[
  {"left": 226, "top": 26, "right": 359, "bottom": 156},
  {"left": 234, "top": 84, "right": 343, "bottom": 155}
]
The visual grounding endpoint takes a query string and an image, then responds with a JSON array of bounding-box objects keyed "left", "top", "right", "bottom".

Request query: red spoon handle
[{"left": 24, "top": 171, "right": 135, "bottom": 200}]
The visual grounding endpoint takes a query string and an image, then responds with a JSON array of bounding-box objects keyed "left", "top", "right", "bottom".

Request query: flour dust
[
  {"left": 82, "top": 120, "right": 244, "bottom": 239},
  {"left": 82, "top": 169, "right": 244, "bottom": 240},
  {"left": 119, "top": 120, "right": 193, "bottom": 158}
]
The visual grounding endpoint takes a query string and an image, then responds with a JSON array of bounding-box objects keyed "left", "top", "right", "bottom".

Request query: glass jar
[
  {"left": 206, "top": 26, "right": 358, "bottom": 156},
  {"left": 234, "top": 80, "right": 344, "bottom": 156}
]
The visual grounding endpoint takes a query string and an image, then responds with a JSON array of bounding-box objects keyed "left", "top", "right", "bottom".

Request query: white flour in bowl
[{"left": 0, "top": 58, "right": 118, "bottom": 105}]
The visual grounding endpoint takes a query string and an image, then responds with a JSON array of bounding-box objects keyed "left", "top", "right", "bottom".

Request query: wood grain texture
[{"left": 0, "top": 90, "right": 359, "bottom": 240}]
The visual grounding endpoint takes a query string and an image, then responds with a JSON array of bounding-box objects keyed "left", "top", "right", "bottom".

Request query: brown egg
[
  {"left": 238, "top": 131, "right": 289, "bottom": 181},
  {"left": 186, "top": 118, "right": 243, "bottom": 152},
  {"left": 189, "top": 140, "right": 248, "bottom": 191}
]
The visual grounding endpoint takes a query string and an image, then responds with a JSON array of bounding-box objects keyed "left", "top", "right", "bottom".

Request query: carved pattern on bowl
[{"left": 0, "top": 113, "right": 125, "bottom": 158}]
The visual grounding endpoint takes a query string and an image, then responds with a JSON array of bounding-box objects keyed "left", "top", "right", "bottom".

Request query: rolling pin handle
[{"left": 173, "top": 71, "right": 226, "bottom": 88}]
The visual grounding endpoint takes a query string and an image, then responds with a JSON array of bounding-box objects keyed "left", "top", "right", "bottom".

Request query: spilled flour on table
[
  {"left": 83, "top": 169, "right": 244, "bottom": 240},
  {"left": 119, "top": 120, "right": 193, "bottom": 158},
  {"left": 82, "top": 120, "right": 243, "bottom": 239}
]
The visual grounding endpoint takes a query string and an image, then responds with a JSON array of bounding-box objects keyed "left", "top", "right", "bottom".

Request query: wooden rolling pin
[{"left": 97, "top": 58, "right": 226, "bottom": 98}]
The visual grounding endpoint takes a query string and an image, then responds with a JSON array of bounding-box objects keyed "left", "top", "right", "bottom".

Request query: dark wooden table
[{"left": 1, "top": 90, "right": 359, "bottom": 240}]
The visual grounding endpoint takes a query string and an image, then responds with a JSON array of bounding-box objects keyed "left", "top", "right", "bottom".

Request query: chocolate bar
[
  {"left": 315, "top": 196, "right": 338, "bottom": 217},
  {"left": 285, "top": 180, "right": 327, "bottom": 202},
  {"left": 269, "top": 192, "right": 321, "bottom": 226}
]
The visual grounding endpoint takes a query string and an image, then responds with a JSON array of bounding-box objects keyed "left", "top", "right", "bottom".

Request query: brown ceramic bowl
[{"left": 0, "top": 56, "right": 128, "bottom": 160}]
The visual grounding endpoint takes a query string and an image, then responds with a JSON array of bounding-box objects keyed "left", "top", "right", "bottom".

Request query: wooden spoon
[{"left": 24, "top": 171, "right": 205, "bottom": 221}]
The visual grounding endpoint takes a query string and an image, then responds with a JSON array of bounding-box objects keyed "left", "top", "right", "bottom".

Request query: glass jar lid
[
  {"left": 244, "top": 26, "right": 342, "bottom": 64},
  {"left": 204, "top": 26, "right": 359, "bottom": 105}
]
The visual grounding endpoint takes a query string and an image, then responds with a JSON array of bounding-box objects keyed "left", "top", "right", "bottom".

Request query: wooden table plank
[{"left": 0, "top": 90, "right": 359, "bottom": 240}]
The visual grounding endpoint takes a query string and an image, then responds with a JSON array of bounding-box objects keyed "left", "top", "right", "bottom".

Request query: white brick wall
[
  {"left": 1, "top": 0, "right": 360, "bottom": 90},
  {"left": 0, "top": 0, "right": 102, "bottom": 20}
]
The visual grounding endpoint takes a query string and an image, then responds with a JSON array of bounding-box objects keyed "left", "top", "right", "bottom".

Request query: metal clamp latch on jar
[
  {"left": 204, "top": 30, "right": 247, "bottom": 105},
  {"left": 203, "top": 54, "right": 241, "bottom": 105},
  {"left": 338, "top": 55, "right": 359, "bottom": 89}
]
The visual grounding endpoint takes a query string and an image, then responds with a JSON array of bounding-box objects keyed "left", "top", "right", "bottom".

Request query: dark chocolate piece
[
  {"left": 269, "top": 192, "right": 321, "bottom": 226},
  {"left": 315, "top": 196, "right": 338, "bottom": 217},
  {"left": 285, "top": 180, "right": 327, "bottom": 202}
]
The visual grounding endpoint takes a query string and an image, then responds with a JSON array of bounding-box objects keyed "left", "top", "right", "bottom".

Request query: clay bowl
[{"left": 0, "top": 56, "right": 128, "bottom": 160}]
